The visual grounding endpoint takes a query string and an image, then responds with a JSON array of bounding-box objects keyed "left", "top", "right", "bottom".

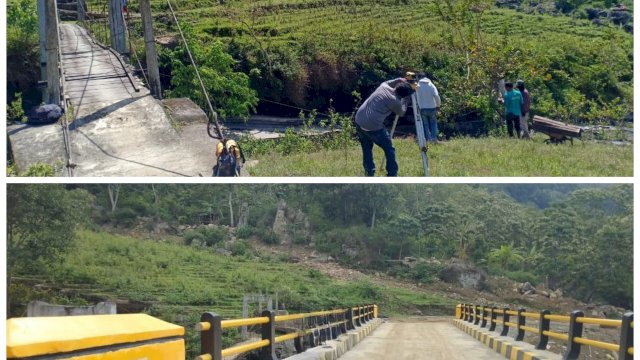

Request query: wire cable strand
[{"left": 165, "top": 0, "right": 224, "bottom": 140}]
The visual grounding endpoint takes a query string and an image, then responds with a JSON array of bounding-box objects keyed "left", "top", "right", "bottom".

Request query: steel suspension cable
[{"left": 165, "top": 0, "right": 224, "bottom": 140}]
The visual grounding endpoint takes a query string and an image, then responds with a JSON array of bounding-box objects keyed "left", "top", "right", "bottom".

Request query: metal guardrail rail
[
  {"left": 195, "top": 304, "right": 377, "bottom": 360},
  {"left": 457, "top": 304, "right": 633, "bottom": 359}
]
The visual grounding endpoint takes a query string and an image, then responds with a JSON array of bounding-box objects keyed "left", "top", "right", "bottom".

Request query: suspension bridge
[{"left": 7, "top": 0, "right": 224, "bottom": 177}]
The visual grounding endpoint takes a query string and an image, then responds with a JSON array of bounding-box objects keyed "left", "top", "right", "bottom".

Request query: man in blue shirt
[{"left": 502, "top": 82, "right": 523, "bottom": 138}]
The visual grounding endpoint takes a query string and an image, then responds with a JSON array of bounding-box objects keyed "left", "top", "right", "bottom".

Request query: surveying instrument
[{"left": 388, "top": 71, "right": 429, "bottom": 176}]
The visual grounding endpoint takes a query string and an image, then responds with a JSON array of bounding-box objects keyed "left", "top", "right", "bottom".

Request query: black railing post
[
  {"left": 347, "top": 308, "right": 355, "bottom": 330},
  {"left": 260, "top": 310, "right": 277, "bottom": 360},
  {"left": 200, "top": 312, "right": 223, "bottom": 360},
  {"left": 355, "top": 307, "right": 361, "bottom": 327},
  {"left": 294, "top": 335, "right": 304, "bottom": 353},
  {"left": 369, "top": 305, "right": 374, "bottom": 320},
  {"left": 481, "top": 306, "right": 488, "bottom": 328},
  {"left": 489, "top": 307, "right": 497, "bottom": 331},
  {"left": 563, "top": 310, "right": 584, "bottom": 360},
  {"left": 463, "top": 304, "right": 468, "bottom": 321},
  {"left": 618, "top": 312, "right": 633, "bottom": 360},
  {"left": 500, "top": 308, "right": 510, "bottom": 336},
  {"left": 536, "top": 310, "right": 551, "bottom": 350},
  {"left": 361, "top": 307, "right": 367, "bottom": 324},
  {"left": 341, "top": 310, "right": 348, "bottom": 333},
  {"left": 468, "top": 304, "right": 474, "bottom": 323},
  {"left": 515, "top": 308, "right": 526, "bottom": 341},
  {"left": 474, "top": 305, "right": 481, "bottom": 325}
]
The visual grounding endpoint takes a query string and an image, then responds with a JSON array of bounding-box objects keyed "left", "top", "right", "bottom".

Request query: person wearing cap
[
  {"left": 517, "top": 80, "right": 531, "bottom": 138},
  {"left": 416, "top": 73, "right": 442, "bottom": 142},
  {"left": 501, "top": 82, "right": 523, "bottom": 138},
  {"left": 355, "top": 80, "right": 414, "bottom": 176}
]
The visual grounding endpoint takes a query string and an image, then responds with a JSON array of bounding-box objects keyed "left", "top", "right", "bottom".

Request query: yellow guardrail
[
  {"left": 197, "top": 304, "right": 377, "bottom": 360},
  {"left": 457, "top": 304, "right": 633, "bottom": 359}
]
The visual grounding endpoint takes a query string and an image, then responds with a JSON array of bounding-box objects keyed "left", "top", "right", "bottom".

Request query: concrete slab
[
  {"left": 7, "top": 123, "right": 67, "bottom": 175},
  {"left": 337, "top": 318, "right": 506, "bottom": 360}
]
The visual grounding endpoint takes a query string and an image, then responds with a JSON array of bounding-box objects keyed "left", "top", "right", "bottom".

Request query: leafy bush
[
  {"left": 21, "top": 163, "right": 55, "bottom": 177},
  {"left": 184, "top": 226, "right": 227, "bottom": 247},
  {"left": 410, "top": 262, "right": 445, "bottom": 284},
  {"left": 7, "top": 92, "right": 27, "bottom": 124},
  {"left": 230, "top": 240, "right": 251, "bottom": 256},
  {"left": 236, "top": 226, "right": 257, "bottom": 239},
  {"left": 258, "top": 229, "right": 280, "bottom": 245}
]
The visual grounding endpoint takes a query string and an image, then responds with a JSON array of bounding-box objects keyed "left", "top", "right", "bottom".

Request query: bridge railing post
[
  {"left": 474, "top": 305, "right": 481, "bottom": 325},
  {"left": 500, "top": 307, "right": 510, "bottom": 336},
  {"left": 489, "top": 307, "right": 497, "bottom": 331},
  {"left": 462, "top": 304, "right": 467, "bottom": 321},
  {"left": 563, "top": 310, "right": 584, "bottom": 360},
  {"left": 369, "top": 304, "right": 374, "bottom": 320},
  {"left": 515, "top": 308, "right": 526, "bottom": 341},
  {"left": 355, "top": 307, "right": 361, "bottom": 327},
  {"left": 340, "top": 310, "right": 347, "bottom": 333},
  {"left": 481, "top": 306, "right": 488, "bottom": 328},
  {"left": 347, "top": 308, "right": 355, "bottom": 330},
  {"left": 618, "top": 312, "right": 633, "bottom": 360},
  {"left": 470, "top": 304, "right": 476, "bottom": 323},
  {"left": 536, "top": 310, "right": 551, "bottom": 350},
  {"left": 200, "top": 312, "right": 223, "bottom": 360},
  {"left": 260, "top": 310, "right": 277, "bottom": 360}
]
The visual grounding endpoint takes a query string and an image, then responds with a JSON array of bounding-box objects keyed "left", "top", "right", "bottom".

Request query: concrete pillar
[
  {"left": 77, "top": 0, "right": 86, "bottom": 21},
  {"left": 37, "top": 0, "right": 47, "bottom": 88},
  {"left": 108, "top": 0, "right": 127, "bottom": 53},
  {"left": 139, "top": 0, "right": 162, "bottom": 98},
  {"left": 45, "top": 0, "right": 61, "bottom": 105}
]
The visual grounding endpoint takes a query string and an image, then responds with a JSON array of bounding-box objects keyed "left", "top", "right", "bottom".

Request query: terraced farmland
[{"left": 113, "top": 0, "right": 633, "bottom": 127}]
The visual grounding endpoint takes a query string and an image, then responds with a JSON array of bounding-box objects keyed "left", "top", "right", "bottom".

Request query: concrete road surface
[{"left": 339, "top": 318, "right": 505, "bottom": 360}]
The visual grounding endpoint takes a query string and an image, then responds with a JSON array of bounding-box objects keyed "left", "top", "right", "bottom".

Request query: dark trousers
[
  {"left": 506, "top": 113, "right": 521, "bottom": 138},
  {"left": 356, "top": 124, "right": 398, "bottom": 176}
]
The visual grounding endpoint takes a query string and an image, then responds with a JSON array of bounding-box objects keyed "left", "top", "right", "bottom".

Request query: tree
[
  {"left": 7, "top": 184, "right": 93, "bottom": 312},
  {"left": 488, "top": 244, "right": 524, "bottom": 271}
]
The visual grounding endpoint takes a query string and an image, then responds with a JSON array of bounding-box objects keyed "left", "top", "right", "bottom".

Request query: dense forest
[
  {"left": 7, "top": 0, "right": 633, "bottom": 136},
  {"left": 7, "top": 184, "right": 633, "bottom": 309}
]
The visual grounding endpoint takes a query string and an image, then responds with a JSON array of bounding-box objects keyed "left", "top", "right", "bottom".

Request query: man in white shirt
[{"left": 416, "top": 73, "right": 442, "bottom": 142}]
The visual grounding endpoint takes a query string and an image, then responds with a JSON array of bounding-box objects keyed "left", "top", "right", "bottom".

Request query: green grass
[
  {"left": 11, "top": 230, "right": 454, "bottom": 358},
  {"left": 246, "top": 134, "right": 632, "bottom": 176}
]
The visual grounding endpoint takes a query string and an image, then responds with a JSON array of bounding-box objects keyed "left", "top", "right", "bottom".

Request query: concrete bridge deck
[{"left": 339, "top": 317, "right": 506, "bottom": 360}]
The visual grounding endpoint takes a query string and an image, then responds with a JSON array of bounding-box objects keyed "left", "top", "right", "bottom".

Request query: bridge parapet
[
  {"left": 457, "top": 303, "right": 634, "bottom": 359},
  {"left": 195, "top": 304, "right": 377, "bottom": 360}
]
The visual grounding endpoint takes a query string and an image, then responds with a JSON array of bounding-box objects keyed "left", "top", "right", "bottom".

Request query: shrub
[
  {"left": 236, "top": 226, "right": 256, "bottom": 239},
  {"left": 230, "top": 240, "right": 251, "bottom": 256},
  {"left": 21, "top": 163, "right": 54, "bottom": 177},
  {"left": 184, "top": 226, "right": 228, "bottom": 247},
  {"left": 7, "top": 92, "right": 27, "bottom": 124},
  {"left": 250, "top": 227, "right": 280, "bottom": 244}
]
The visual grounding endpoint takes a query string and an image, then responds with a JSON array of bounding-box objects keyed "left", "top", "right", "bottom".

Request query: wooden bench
[{"left": 531, "top": 116, "right": 582, "bottom": 144}]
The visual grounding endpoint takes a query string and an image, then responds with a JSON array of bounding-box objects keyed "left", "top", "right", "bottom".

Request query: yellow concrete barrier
[{"left": 7, "top": 314, "right": 184, "bottom": 359}]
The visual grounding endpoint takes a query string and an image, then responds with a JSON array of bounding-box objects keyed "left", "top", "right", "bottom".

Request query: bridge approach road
[{"left": 339, "top": 317, "right": 505, "bottom": 360}]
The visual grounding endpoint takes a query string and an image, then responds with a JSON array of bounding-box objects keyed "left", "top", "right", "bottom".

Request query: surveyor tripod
[{"left": 389, "top": 82, "right": 430, "bottom": 176}]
